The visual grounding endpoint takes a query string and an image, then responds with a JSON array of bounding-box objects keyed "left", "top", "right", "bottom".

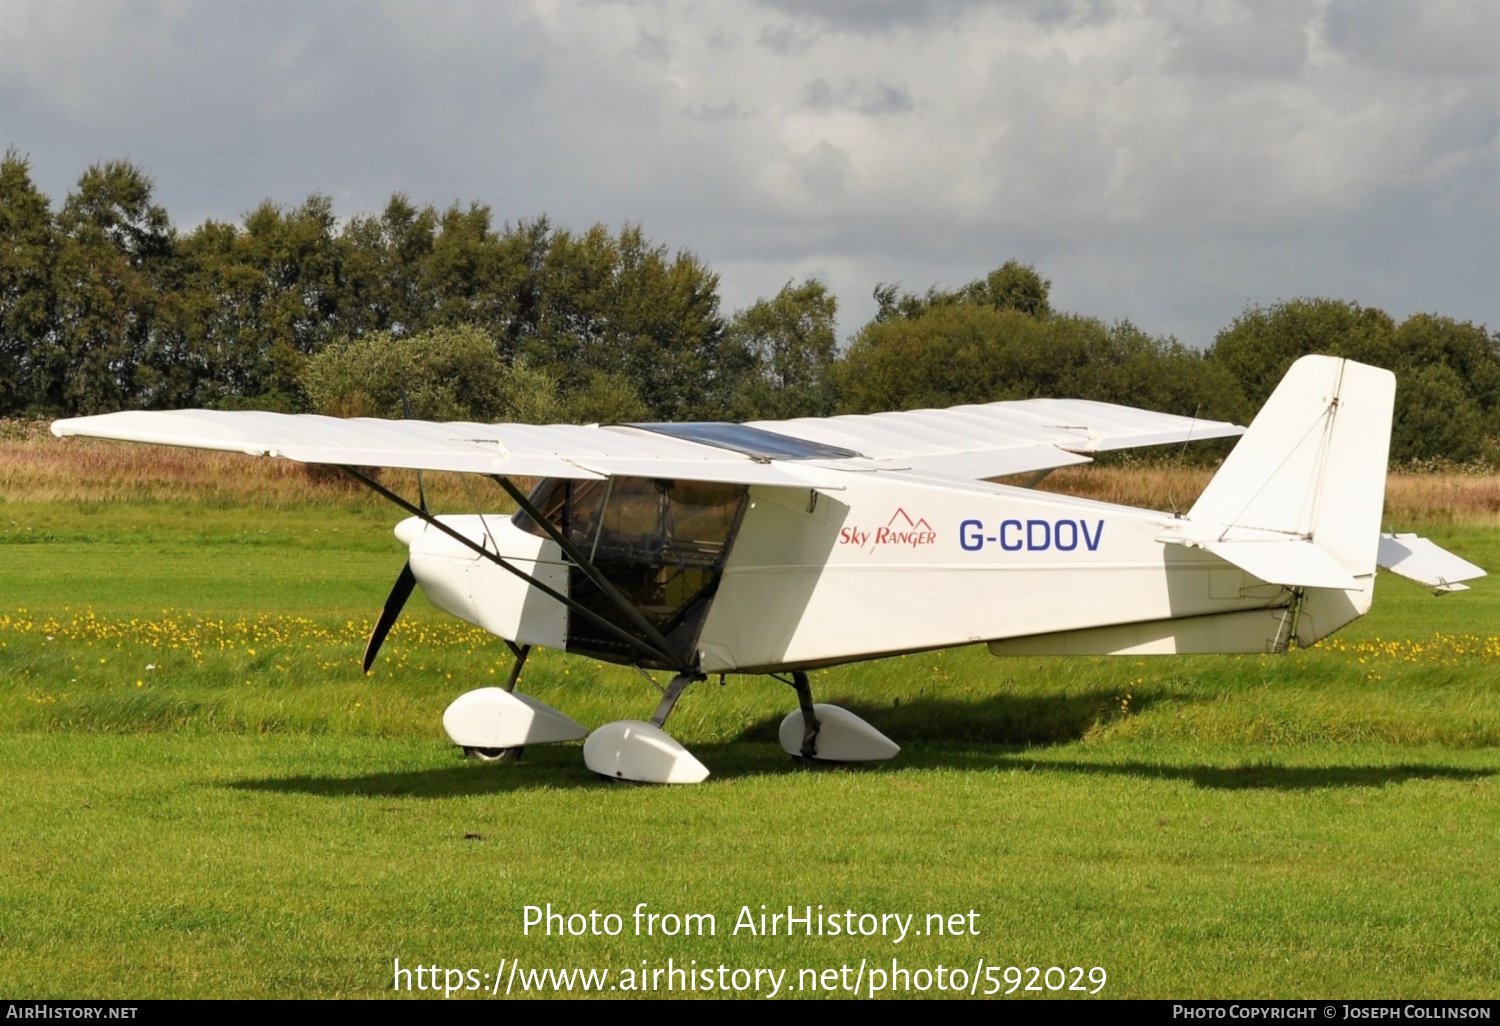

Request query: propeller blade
[{"left": 364, "top": 561, "right": 417, "bottom": 673}]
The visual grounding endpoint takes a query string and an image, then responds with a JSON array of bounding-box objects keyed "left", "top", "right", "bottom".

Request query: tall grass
[{"left": 0, "top": 420, "right": 512, "bottom": 511}]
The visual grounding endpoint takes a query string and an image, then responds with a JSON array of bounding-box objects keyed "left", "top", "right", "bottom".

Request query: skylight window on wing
[{"left": 627, "top": 422, "right": 863, "bottom": 461}]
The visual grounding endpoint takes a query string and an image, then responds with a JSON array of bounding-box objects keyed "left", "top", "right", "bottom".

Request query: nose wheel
[{"left": 466, "top": 746, "right": 523, "bottom": 762}]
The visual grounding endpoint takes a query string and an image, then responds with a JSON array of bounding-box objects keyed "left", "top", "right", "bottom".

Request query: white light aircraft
[{"left": 51, "top": 355, "right": 1484, "bottom": 783}]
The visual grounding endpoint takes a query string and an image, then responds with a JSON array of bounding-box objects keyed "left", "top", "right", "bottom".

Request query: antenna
[{"left": 1165, "top": 403, "right": 1200, "bottom": 517}]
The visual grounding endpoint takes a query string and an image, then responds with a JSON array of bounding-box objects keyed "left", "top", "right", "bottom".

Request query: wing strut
[
  {"left": 490, "top": 474, "right": 696, "bottom": 676},
  {"left": 337, "top": 466, "right": 683, "bottom": 670}
]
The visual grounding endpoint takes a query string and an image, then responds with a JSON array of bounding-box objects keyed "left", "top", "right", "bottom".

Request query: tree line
[{"left": 2, "top": 153, "right": 1496, "bottom": 464}]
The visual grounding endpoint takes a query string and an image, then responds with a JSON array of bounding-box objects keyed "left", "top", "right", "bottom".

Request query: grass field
[{"left": 1, "top": 438, "right": 1498, "bottom": 999}]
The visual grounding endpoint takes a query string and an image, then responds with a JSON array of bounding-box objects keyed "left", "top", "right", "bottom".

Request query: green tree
[
  {"left": 164, "top": 195, "right": 347, "bottom": 409},
  {"left": 560, "top": 369, "right": 650, "bottom": 424},
  {"left": 422, "top": 203, "right": 524, "bottom": 337},
  {"left": 724, "top": 279, "right": 839, "bottom": 420},
  {"left": 1395, "top": 363, "right": 1486, "bottom": 463},
  {"left": 873, "top": 260, "right": 1052, "bottom": 323},
  {"left": 0, "top": 151, "right": 57, "bottom": 414},
  {"left": 1208, "top": 299, "right": 1397, "bottom": 409},
  {"left": 239, "top": 195, "right": 344, "bottom": 374},
  {"left": 526, "top": 223, "right": 728, "bottom": 421},
  {"left": 162, "top": 218, "right": 274, "bottom": 407},
  {"left": 838, "top": 303, "right": 1246, "bottom": 427},
  {"left": 1209, "top": 299, "right": 1500, "bottom": 463},
  {"left": 1384, "top": 315, "right": 1500, "bottom": 463},
  {"left": 48, "top": 160, "right": 174, "bottom": 413},
  {"left": 337, "top": 194, "right": 439, "bottom": 337},
  {"left": 302, "top": 325, "right": 513, "bottom": 421}
]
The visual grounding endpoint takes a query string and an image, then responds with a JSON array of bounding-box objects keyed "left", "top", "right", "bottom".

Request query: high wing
[
  {"left": 50, "top": 399, "right": 1243, "bottom": 484},
  {"left": 752, "top": 399, "right": 1243, "bottom": 479},
  {"left": 48, "top": 409, "right": 833, "bottom": 486}
]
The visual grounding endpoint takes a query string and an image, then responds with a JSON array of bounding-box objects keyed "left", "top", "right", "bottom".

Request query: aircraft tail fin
[{"left": 1186, "top": 354, "right": 1396, "bottom": 584}]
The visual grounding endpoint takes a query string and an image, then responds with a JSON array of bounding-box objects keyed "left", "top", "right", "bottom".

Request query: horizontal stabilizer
[
  {"left": 1197, "top": 539, "right": 1360, "bottom": 590},
  {"left": 1378, "top": 534, "right": 1486, "bottom": 593}
]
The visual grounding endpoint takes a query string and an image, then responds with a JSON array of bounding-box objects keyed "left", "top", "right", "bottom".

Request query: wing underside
[{"left": 50, "top": 399, "right": 1244, "bottom": 485}]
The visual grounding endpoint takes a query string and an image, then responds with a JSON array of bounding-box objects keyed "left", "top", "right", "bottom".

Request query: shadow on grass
[
  {"left": 226, "top": 723, "right": 1495, "bottom": 800},
  {"left": 229, "top": 748, "right": 608, "bottom": 798},
  {"left": 909, "top": 752, "right": 1496, "bottom": 791},
  {"left": 227, "top": 689, "right": 1161, "bottom": 798},
  {"left": 737, "top": 688, "right": 1170, "bottom": 747}
]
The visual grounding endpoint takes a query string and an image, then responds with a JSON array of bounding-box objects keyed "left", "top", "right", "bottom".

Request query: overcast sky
[{"left": 2, "top": 0, "right": 1496, "bottom": 346}]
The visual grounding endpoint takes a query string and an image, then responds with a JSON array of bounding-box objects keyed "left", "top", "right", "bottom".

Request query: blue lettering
[
  {"left": 1026, "top": 519, "right": 1050, "bottom": 550},
  {"left": 1081, "top": 519, "right": 1104, "bottom": 551},
  {"left": 1054, "top": 519, "right": 1078, "bottom": 551},
  {"left": 960, "top": 519, "right": 984, "bottom": 551},
  {"left": 1000, "top": 520, "right": 1023, "bottom": 551}
]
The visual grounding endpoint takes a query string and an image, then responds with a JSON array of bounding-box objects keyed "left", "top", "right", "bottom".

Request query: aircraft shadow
[
  {"left": 229, "top": 748, "right": 614, "bottom": 799},
  {"left": 736, "top": 689, "right": 1173, "bottom": 746},
  {"left": 224, "top": 689, "right": 1494, "bottom": 797},
  {"left": 225, "top": 747, "right": 1493, "bottom": 799},
  {"left": 226, "top": 689, "right": 1161, "bottom": 798},
  {"left": 891, "top": 752, "right": 1495, "bottom": 791}
]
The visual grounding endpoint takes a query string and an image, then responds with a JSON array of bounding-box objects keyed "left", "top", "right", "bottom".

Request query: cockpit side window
[
  {"left": 513, "top": 475, "right": 749, "bottom": 665},
  {"left": 513, "top": 476, "right": 745, "bottom": 563}
]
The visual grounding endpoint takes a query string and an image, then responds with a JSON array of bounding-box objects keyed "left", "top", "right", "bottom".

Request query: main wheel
[{"left": 465, "top": 746, "right": 523, "bottom": 762}]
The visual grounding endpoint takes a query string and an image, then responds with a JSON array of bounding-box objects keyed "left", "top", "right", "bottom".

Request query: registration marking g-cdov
[{"left": 959, "top": 518, "right": 1105, "bottom": 553}]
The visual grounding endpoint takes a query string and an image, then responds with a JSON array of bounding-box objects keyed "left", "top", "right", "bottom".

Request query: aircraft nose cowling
[{"left": 404, "top": 514, "right": 568, "bottom": 649}]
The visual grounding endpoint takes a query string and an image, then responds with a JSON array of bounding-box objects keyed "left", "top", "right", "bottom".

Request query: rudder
[{"left": 1188, "top": 354, "right": 1396, "bottom": 582}]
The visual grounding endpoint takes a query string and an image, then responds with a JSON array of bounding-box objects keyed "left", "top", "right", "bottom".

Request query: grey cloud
[
  {"left": 796, "top": 141, "right": 852, "bottom": 200},
  {"left": 2, "top": 0, "right": 1494, "bottom": 349},
  {"left": 2, "top": 1, "right": 558, "bottom": 223},
  {"left": 753, "top": 0, "right": 1113, "bottom": 35},
  {"left": 757, "top": 21, "right": 818, "bottom": 55},
  {"left": 685, "top": 101, "right": 755, "bottom": 122},
  {"left": 1164, "top": 1, "right": 1312, "bottom": 78},
  {"left": 633, "top": 30, "right": 671, "bottom": 65},
  {"left": 803, "top": 79, "right": 915, "bottom": 115},
  {"left": 1324, "top": 0, "right": 1499, "bottom": 75}
]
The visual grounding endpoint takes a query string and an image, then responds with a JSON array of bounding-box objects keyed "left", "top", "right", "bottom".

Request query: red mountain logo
[
  {"left": 839, "top": 508, "right": 938, "bottom": 551},
  {"left": 887, "top": 508, "right": 933, "bottom": 531}
]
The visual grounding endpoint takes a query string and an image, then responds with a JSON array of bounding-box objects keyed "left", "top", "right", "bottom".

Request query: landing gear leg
[
  {"left": 503, "top": 641, "right": 531, "bottom": 692},
  {"left": 787, "top": 671, "right": 821, "bottom": 759},
  {"left": 650, "top": 673, "right": 696, "bottom": 729},
  {"left": 465, "top": 642, "right": 533, "bottom": 762}
]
